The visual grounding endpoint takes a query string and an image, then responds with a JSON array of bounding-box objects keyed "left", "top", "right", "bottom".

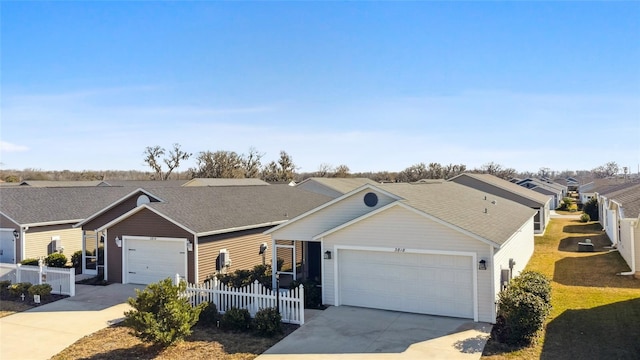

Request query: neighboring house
[
  {"left": 76, "top": 185, "right": 332, "bottom": 284},
  {"left": 16, "top": 180, "right": 111, "bottom": 187},
  {"left": 0, "top": 187, "right": 134, "bottom": 264},
  {"left": 449, "top": 173, "right": 552, "bottom": 234},
  {"left": 516, "top": 178, "right": 566, "bottom": 209},
  {"left": 295, "top": 177, "right": 378, "bottom": 198},
  {"left": 265, "top": 181, "right": 537, "bottom": 323},
  {"left": 597, "top": 182, "right": 640, "bottom": 245},
  {"left": 181, "top": 178, "right": 269, "bottom": 187}
]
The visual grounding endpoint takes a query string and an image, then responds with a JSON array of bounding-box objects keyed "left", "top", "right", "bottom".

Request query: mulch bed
[{"left": 0, "top": 291, "right": 68, "bottom": 307}]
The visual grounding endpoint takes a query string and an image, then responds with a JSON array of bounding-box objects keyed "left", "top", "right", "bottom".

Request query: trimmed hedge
[
  {"left": 45, "top": 253, "right": 67, "bottom": 268},
  {"left": 220, "top": 307, "right": 252, "bottom": 332},
  {"left": 254, "top": 307, "right": 282, "bottom": 336},
  {"left": 494, "top": 271, "right": 552, "bottom": 346}
]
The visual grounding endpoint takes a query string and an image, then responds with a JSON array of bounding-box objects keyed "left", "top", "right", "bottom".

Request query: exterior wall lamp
[
  {"left": 479, "top": 259, "right": 487, "bottom": 270},
  {"left": 115, "top": 236, "right": 122, "bottom": 247},
  {"left": 324, "top": 250, "right": 332, "bottom": 260},
  {"left": 13, "top": 229, "right": 19, "bottom": 239}
]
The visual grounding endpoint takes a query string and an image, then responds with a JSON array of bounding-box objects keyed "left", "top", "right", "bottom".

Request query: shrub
[
  {"left": 0, "top": 280, "right": 11, "bottom": 295},
  {"left": 215, "top": 264, "right": 273, "bottom": 289},
  {"left": 220, "top": 307, "right": 252, "bottom": 332},
  {"left": 71, "top": 251, "right": 84, "bottom": 269},
  {"left": 8, "top": 282, "right": 32, "bottom": 297},
  {"left": 509, "top": 271, "right": 552, "bottom": 305},
  {"left": 20, "top": 258, "right": 39, "bottom": 266},
  {"left": 254, "top": 307, "right": 282, "bottom": 336},
  {"left": 290, "top": 279, "right": 322, "bottom": 308},
  {"left": 28, "top": 284, "right": 52, "bottom": 298},
  {"left": 198, "top": 301, "right": 219, "bottom": 327},
  {"left": 583, "top": 198, "right": 599, "bottom": 221},
  {"left": 580, "top": 213, "right": 591, "bottom": 223},
  {"left": 494, "top": 271, "right": 552, "bottom": 346},
  {"left": 124, "top": 278, "right": 203, "bottom": 346},
  {"left": 45, "top": 253, "right": 67, "bottom": 268},
  {"left": 568, "top": 203, "right": 578, "bottom": 212}
]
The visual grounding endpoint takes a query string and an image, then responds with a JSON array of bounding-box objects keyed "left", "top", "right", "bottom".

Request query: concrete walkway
[
  {"left": 258, "top": 306, "right": 492, "bottom": 360},
  {"left": 0, "top": 283, "right": 141, "bottom": 360}
]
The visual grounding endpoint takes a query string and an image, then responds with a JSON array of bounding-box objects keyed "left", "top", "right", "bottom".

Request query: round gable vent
[
  {"left": 364, "top": 192, "right": 378, "bottom": 207},
  {"left": 136, "top": 194, "right": 151, "bottom": 206}
]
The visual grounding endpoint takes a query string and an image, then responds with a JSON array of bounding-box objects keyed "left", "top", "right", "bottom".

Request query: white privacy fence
[
  {"left": 177, "top": 274, "right": 305, "bottom": 325},
  {"left": 0, "top": 263, "right": 76, "bottom": 296}
]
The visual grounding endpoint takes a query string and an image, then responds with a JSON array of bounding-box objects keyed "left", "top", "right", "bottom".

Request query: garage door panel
[
  {"left": 125, "top": 237, "right": 186, "bottom": 285},
  {"left": 338, "top": 249, "right": 474, "bottom": 319}
]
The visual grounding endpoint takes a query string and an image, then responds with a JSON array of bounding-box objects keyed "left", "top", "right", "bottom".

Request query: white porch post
[{"left": 271, "top": 237, "right": 277, "bottom": 289}]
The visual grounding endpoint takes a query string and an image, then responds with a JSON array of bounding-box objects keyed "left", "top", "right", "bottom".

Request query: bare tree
[
  {"left": 242, "top": 147, "right": 264, "bottom": 178},
  {"left": 397, "top": 163, "right": 428, "bottom": 182},
  {"left": 191, "top": 150, "right": 244, "bottom": 178},
  {"left": 261, "top": 150, "right": 297, "bottom": 182},
  {"left": 332, "top": 164, "right": 351, "bottom": 178},
  {"left": 474, "top": 162, "right": 516, "bottom": 180},
  {"left": 316, "top": 163, "right": 333, "bottom": 177},
  {"left": 592, "top": 161, "right": 619, "bottom": 178},
  {"left": 143, "top": 144, "right": 191, "bottom": 180}
]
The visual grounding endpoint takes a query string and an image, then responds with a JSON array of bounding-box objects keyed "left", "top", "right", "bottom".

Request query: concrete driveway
[
  {"left": 258, "top": 306, "right": 492, "bottom": 360},
  {"left": 0, "top": 283, "right": 140, "bottom": 360}
]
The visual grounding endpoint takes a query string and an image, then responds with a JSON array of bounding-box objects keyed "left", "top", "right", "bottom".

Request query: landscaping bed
[
  {"left": 51, "top": 321, "right": 298, "bottom": 360},
  {"left": 0, "top": 291, "right": 68, "bottom": 317}
]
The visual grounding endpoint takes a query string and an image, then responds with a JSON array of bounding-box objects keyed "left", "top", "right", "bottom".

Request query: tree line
[{"left": 0, "top": 143, "right": 628, "bottom": 184}]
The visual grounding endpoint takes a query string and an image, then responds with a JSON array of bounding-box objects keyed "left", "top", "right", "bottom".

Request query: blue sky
[{"left": 1, "top": 1, "right": 639, "bottom": 174}]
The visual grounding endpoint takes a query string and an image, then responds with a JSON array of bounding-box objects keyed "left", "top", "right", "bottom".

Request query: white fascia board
[
  {"left": 74, "top": 188, "right": 162, "bottom": 228},
  {"left": 264, "top": 184, "right": 402, "bottom": 235},
  {"left": 197, "top": 220, "right": 288, "bottom": 237},
  {"left": 24, "top": 219, "right": 84, "bottom": 227},
  {"left": 96, "top": 204, "right": 195, "bottom": 235},
  {"left": 312, "top": 201, "right": 501, "bottom": 249}
]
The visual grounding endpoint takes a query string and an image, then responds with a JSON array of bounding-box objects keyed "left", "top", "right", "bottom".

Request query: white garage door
[
  {"left": 338, "top": 250, "right": 474, "bottom": 319},
  {"left": 124, "top": 237, "right": 187, "bottom": 285},
  {"left": 0, "top": 229, "right": 16, "bottom": 263}
]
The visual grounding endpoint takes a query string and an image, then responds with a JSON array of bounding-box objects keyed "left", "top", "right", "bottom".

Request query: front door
[{"left": 307, "top": 242, "right": 321, "bottom": 282}]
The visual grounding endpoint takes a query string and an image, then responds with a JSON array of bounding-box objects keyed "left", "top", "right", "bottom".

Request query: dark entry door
[{"left": 308, "top": 242, "right": 321, "bottom": 282}]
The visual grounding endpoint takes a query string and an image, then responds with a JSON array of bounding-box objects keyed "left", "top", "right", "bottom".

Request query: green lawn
[{"left": 482, "top": 218, "right": 640, "bottom": 359}]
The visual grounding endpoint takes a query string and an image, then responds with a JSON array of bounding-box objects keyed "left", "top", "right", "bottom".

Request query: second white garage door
[
  {"left": 124, "top": 237, "right": 187, "bottom": 285},
  {"left": 338, "top": 249, "right": 474, "bottom": 319}
]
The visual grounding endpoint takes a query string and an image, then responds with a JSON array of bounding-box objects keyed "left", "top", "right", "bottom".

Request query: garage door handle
[
  {"left": 180, "top": 252, "right": 185, "bottom": 254},
  {"left": 129, "top": 249, "right": 136, "bottom": 251},
  {"left": 129, "top": 272, "right": 136, "bottom": 274}
]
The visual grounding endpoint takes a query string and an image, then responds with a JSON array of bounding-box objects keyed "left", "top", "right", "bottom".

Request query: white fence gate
[
  {"left": 0, "top": 263, "right": 76, "bottom": 296},
  {"left": 178, "top": 275, "right": 305, "bottom": 325}
]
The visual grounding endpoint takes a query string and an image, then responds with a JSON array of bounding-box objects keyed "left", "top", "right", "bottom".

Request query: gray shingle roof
[
  {"left": 601, "top": 183, "right": 640, "bottom": 219},
  {"left": 182, "top": 178, "right": 269, "bottom": 187},
  {"left": 377, "top": 181, "right": 537, "bottom": 246},
  {"left": 450, "top": 173, "right": 551, "bottom": 205},
  {"left": 0, "top": 187, "right": 137, "bottom": 225},
  {"left": 140, "top": 185, "right": 333, "bottom": 234},
  {"left": 297, "top": 178, "right": 378, "bottom": 194}
]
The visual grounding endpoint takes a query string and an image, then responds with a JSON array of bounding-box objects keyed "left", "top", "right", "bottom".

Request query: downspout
[
  {"left": 619, "top": 220, "right": 636, "bottom": 276},
  {"left": 103, "top": 229, "right": 108, "bottom": 281},
  {"left": 20, "top": 226, "right": 28, "bottom": 261},
  {"left": 194, "top": 235, "right": 199, "bottom": 283}
]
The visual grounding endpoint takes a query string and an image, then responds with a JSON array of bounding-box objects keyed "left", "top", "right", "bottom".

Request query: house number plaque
[{"left": 394, "top": 248, "right": 405, "bottom": 252}]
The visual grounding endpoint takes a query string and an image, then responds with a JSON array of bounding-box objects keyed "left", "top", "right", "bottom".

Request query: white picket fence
[
  {"left": 177, "top": 274, "right": 305, "bottom": 325},
  {"left": 0, "top": 263, "right": 76, "bottom": 296}
]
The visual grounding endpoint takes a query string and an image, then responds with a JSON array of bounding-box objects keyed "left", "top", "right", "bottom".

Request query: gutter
[{"left": 618, "top": 220, "right": 637, "bottom": 276}]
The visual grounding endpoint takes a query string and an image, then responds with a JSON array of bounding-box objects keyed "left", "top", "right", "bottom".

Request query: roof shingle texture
[
  {"left": 300, "top": 178, "right": 378, "bottom": 194},
  {"left": 451, "top": 173, "right": 551, "bottom": 205},
  {"left": 377, "top": 182, "right": 537, "bottom": 246}
]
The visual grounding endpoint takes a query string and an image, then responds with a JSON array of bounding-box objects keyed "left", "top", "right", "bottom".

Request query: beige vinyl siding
[
  {"left": 272, "top": 189, "right": 396, "bottom": 241},
  {"left": 24, "top": 225, "right": 82, "bottom": 261},
  {"left": 106, "top": 209, "right": 195, "bottom": 283},
  {"left": 197, "top": 227, "right": 273, "bottom": 283},
  {"left": 320, "top": 206, "right": 495, "bottom": 323},
  {"left": 492, "top": 216, "right": 535, "bottom": 300}
]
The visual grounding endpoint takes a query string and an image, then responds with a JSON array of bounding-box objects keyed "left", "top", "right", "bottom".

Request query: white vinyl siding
[
  {"left": 618, "top": 219, "right": 636, "bottom": 272},
  {"left": 321, "top": 206, "right": 494, "bottom": 323},
  {"left": 272, "top": 189, "right": 395, "bottom": 241},
  {"left": 492, "top": 216, "right": 535, "bottom": 300}
]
